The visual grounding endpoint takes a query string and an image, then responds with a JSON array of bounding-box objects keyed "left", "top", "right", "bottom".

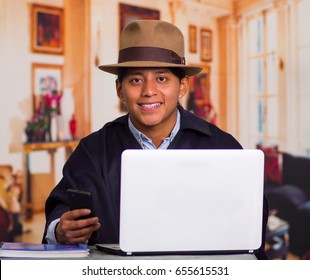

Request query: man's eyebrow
[
  {"left": 126, "top": 70, "right": 143, "bottom": 76},
  {"left": 154, "top": 69, "right": 171, "bottom": 74}
]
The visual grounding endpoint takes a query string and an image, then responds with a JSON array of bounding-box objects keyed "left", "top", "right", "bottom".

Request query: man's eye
[
  {"left": 131, "top": 78, "right": 142, "bottom": 84},
  {"left": 157, "top": 76, "right": 167, "bottom": 82}
]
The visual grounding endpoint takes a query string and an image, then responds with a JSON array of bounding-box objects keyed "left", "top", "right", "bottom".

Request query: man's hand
[{"left": 55, "top": 209, "right": 101, "bottom": 244}]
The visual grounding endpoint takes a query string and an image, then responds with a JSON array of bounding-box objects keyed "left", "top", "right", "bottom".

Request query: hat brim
[{"left": 98, "top": 61, "right": 203, "bottom": 77}]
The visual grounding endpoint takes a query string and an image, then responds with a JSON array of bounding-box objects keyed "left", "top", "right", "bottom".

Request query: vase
[
  {"left": 69, "top": 114, "right": 77, "bottom": 139},
  {"left": 61, "top": 88, "right": 75, "bottom": 139},
  {"left": 56, "top": 114, "right": 66, "bottom": 141},
  {"left": 24, "top": 123, "right": 34, "bottom": 143},
  {"left": 35, "top": 128, "right": 44, "bottom": 142},
  {"left": 49, "top": 113, "right": 58, "bottom": 142}
]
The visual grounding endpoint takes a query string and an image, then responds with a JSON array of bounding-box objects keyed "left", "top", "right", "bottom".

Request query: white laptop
[{"left": 96, "top": 149, "right": 264, "bottom": 256}]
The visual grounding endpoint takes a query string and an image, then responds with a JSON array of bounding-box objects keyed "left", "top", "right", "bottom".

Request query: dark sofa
[{"left": 264, "top": 152, "right": 310, "bottom": 257}]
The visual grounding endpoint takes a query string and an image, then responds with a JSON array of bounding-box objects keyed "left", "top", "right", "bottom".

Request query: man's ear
[
  {"left": 116, "top": 80, "right": 124, "bottom": 101},
  {"left": 178, "top": 76, "right": 190, "bottom": 99}
]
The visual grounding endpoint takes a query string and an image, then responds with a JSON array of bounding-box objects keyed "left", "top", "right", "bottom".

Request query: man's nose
[{"left": 142, "top": 79, "right": 157, "bottom": 97}]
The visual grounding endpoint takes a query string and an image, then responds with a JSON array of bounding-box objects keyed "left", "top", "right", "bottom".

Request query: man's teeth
[{"left": 141, "top": 103, "right": 161, "bottom": 108}]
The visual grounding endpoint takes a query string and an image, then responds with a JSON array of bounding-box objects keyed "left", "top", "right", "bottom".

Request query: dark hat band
[{"left": 118, "top": 46, "right": 186, "bottom": 65}]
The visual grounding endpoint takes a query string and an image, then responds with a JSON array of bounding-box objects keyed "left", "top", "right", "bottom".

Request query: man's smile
[{"left": 138, "top": 102, "right": 162, "bottom": 110}]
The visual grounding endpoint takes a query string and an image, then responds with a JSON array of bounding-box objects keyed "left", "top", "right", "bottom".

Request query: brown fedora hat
[{"left": 98, "top": 20, "right": 202, "bottom": 76}]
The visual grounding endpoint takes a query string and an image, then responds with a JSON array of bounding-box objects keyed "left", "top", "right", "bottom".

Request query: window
[
  {"left": 238, "top": 0, "right": 310, "bottom": 157},
  {"left": 247, "top": 10, "right": 279, "bottom": 148},
  {"left": 297, "top": 0, "right": 310, "bottom": 156}
]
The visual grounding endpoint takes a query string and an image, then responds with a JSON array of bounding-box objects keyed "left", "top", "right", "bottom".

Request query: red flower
[{"left": 45, "top": 93, "right": 53, "bottom": 108}]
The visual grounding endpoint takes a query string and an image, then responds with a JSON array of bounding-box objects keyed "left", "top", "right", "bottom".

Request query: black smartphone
[{"left": 67, "top": 189, "right": 96, "bottom": 220}]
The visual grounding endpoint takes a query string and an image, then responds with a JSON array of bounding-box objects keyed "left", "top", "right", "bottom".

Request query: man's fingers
[
  {"left": 61, "top": 222, "right": 101, "bottom": 244},
  {"left": 63, "top": 209, "right": 92, "bottom": 220},
  {"left": 56, "top": 210, "right": 100, "bottom": 244}
]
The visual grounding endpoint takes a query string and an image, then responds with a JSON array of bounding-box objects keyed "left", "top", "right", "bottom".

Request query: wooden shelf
[{"left": 24, "top": 140, "right": 79, "bottom": 154}]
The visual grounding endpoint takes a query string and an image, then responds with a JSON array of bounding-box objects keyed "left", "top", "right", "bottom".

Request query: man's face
[{"left": 116, "top": 68, "right": 189, "bottom": 134}]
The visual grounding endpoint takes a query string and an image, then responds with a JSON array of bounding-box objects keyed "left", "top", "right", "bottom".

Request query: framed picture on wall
[
  {"left": 186, "top": 65, "right": 216, "bottom": 124},
  {"left": 189, "top": 25, "right": 197, "bottom": 53},
  {"left": 119, "top": 3, "right": 160, "bottom": 34},
  {"left": 200, "top": 28, "right": 212, "bottom": 62},
  {"left": 31, "top": 63, "right": 63, "bottom": 112},
  {"left": 31, "top": 4, "right": 64, "bottom": 54}
]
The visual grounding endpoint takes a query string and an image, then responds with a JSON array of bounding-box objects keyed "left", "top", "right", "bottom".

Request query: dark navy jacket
[{"left": 43, "top": 106, "right": 268, "bottom": 259}]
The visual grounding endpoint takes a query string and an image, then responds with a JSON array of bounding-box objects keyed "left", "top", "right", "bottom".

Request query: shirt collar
[{"left": 128, "top": 110, "right": 181, "bottom": 149}]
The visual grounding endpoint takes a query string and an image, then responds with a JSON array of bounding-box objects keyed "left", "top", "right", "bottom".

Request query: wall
[
  {"left": 0, "top": 0, "right": 65, "bottom": 212},
  {"left": 0, "top": 0, "right": 232, "bottom": 212},
  {"left": 0, "top": 0, "right": 64, "bottom": 169},
  {"left": 0, "top": 0, "right": 233, "bottom": 170},
  {"left": 64, "top": 0, "right": 91, "bottom": 139}
]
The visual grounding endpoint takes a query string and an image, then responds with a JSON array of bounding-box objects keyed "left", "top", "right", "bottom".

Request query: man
[{"left": 43, "top": 20, "right": 268, "bottom": 259}]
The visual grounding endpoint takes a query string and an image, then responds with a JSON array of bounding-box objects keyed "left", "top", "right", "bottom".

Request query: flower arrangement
[{"left": 25, "top": 91, "right": 62, "bottom": 142}]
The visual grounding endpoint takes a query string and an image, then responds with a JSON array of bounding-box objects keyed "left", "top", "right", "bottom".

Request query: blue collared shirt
[{"left": 128, "top": 110, "right": 180, "bottom": 150}]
